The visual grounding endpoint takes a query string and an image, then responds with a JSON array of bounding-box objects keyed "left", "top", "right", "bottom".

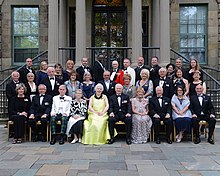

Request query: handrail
[
  {"left": 0, "top": 66, "right": 20, "bottom": 73},
  {"left": 202, "top": 69, "right": 220, "bottom": 87},
  {"left": 170, "top": 48, "right": 190, "bottom": 62}
]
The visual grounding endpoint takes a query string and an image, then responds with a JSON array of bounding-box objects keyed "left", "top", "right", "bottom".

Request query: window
[
  {"left": 12, "top": 7, "right": 39, "bottom": 63},
  {"left": 179, "top": 5, "right": 207, "bottom": 63}
]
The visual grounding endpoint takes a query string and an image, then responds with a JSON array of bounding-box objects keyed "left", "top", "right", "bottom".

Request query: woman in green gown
[{"left": 82, "top": 83, "right": 112, "bottom": 145}]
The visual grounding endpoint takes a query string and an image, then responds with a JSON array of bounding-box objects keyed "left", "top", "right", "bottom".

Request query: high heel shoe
[{"left": 71, "top": 138, "right": 78, "bottom": 144}]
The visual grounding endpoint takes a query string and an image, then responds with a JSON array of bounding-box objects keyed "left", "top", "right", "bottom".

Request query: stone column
[
  {"left": 159, "top": 0, "right": 170, "bottom": 66},
  {"left": 152, "top": 0, "right": 160, "bottom": 47},
  {"left": 59, "top": 0, "right": 67, "bottom": 66},
  {"left": 132, "top": 0, "right": 142, "bottom": 64},
  {"left": 76, "top": 0, "right": 86, "bottom": 67},
  {"left": 48, "top": 0, "right": 59, "bottom": 65}
]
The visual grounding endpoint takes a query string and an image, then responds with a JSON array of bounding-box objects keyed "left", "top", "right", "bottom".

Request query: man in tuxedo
[
  {"left": 98, "top": 70, "right": 116, "bottom": 98},
  {"left": 175, "top": 57, "right": 189, "bottom": 80},
  {"left": 93, "top": 54, "right": 105, "bottom": 83},
  {"left": 41, "top": 67, "right": 62, "bottom": 97},
  {"left": 153, "top": 67, "right": 174, "bottom": 99},
  {"left": 6, "top": 71, "right": 20, "bottom": 120},
  {"left": 18, "top": 58, "right": 36, "bottom": 83},
  {"left": 50, "top": 85, "right": 72, "bottom": 145},
  {"left": 134, "top": 56, "right": 148, "bottom": 82},
  {"left": 190, "top": 84, "right": 216, "bottom": 144},
  {"left": 110, "top": 60, "right": 124, "bottom": 85},
  {"left": 29, "top": 84, "right": 52, "bottom": 142},
  {"left": 76, "top": 57, "right": 93, "bottom": 82},
  {"left": 149, "top": 56, "right": 161, "bottom": 81},
  {"left": 123, "top": 58, "right": 136, "bottom": 85},
  {"left": 108, "top": 84, "right": 132, "bottom": 145},
  {"left": 149, "top": 86, "right": 172, "bottom": 144}
]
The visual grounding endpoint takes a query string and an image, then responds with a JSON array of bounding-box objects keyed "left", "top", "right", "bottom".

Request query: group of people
[{"left": 6, "top": 55, "right": 216, "bottom": 145}]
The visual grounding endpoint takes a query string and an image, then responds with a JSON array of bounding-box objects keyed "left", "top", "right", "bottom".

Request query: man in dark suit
[
  {"left": 149, "top": 56, "right": 161, "bottom": 81},
  {"left": 76, "top": 57, "right": 93, "bottom": 82},
  {"left": 93, "top": 54, "right": 105, "bottom": 83},
  {"left": 175, "top": 57, "right": 189, "bottom": 80},
  {"left": 41, "top": 67, "right": 62, "bottom": 97},
  {"left": 153, "top": 67, "right": 174, "bottom": 99},
  {"left": 29, "top": 84, "right": 52, "bottom": 142},
  {"left": 134, "top": 56, "right": 148, "bottom": 82},
  {"left": 6, "top": 71, "right": 20, "bottom": 120},
  {"left": 108, "top": 84, "right": 132, "bottom": 145},
  {"left": 18, "top": 58, "right": 36, "bottom": 83},
  {"left": 190, "top": 84, "right": 216, "bottom": 144},
  {"left": 98, "top": 70, "right": 116, "bottom": 98},
  {"left": 149, "top": 86, "right": 172, "bottom": 144}
]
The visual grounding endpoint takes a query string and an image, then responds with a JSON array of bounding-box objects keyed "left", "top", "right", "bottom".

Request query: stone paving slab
[{"left": 36, "top": 164, "right": 70, "bottom": 176}]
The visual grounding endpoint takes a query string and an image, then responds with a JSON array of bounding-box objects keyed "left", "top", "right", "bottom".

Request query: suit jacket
[
  {"left": 41, "top": 77, "right": 62, "bottom": 97},
  {"left": 18, "top": 67, "right": 36, "bottom": 83},
  {"left": 29, "top": 94, "right": 52, "bottom": 117},
  {"left": 76, "top": 65, "right": 93, "bottom": 82},
  {"left": 189, "top": 94, "right": 215, "bottom": 117},
  {"left": 109, "top": 93, "right": 131, "bottom": 115},
  {"left": 6, "top": 81, "right": 18, "bottom": 100},
  {"left": 149, "top": 65, "right": 161, "bottom": 80},
  {"left": 98, "top": 80, "right": 116, "bottom": 98},
  {"left": 51, "top": 95, "right": 72, "bottom": 116},
  {"left": 93, "top": 61, "right": 105, "bottom": 83},
  {"left": 149, "top": 96, "right": 171, "bottom": 118},
  {"left": 153, "top": 77, "right": 174, "bottom": 99},
  {"left": 134, "top": 65, "right": 148, "bottom": 82},
  {"left": 110, "top": 69, "right": 124, "bottom": 85}
]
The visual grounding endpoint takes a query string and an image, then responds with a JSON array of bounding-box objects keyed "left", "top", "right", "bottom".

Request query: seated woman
[
  {"left": 25, "top": 72, "right": 37, "bottom": 101},
  {"left": 10, "top": 83, "right": 31, "bottom": 144},
  {"left": 171, "top": 86, "right": 192, "bottom": 142},
  {"left": 80, "top": 72, "right": 95, "bottom": 102},
  {"left": 135, "top": 69, "right": 153, "bottom": 101},
  {"left": 131, "top": 87, "right": 152, "bottom": 144},
  {"left": 82, "top": 83, "right": 112, "bottom": 145},
  {"left": 65, "top": 70, "right": 80, "bottom": 99},
  {"left": 123, "top": 73, "right": 137, "bottom": 100},
  {"left": 66, "top": 89, "right": 87, "bottom": 144}
]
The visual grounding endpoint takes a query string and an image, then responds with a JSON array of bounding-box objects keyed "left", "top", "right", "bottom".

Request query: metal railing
[{"left": 0, "top": 50, "right": 48, "bottom": 119}]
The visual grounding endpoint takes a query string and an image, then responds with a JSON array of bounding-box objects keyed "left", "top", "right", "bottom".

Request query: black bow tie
[
  {"left": 124, "top": 68, "right": 127, "bottom": 71},
  {"left": 40, "top": 94, "right": 45, "bottom": 97},
  {"left": 157, "top": 96, "right": 162, "bottom": 99},
  {"left": 117, "top": 94, "right": 121, "bottom": 97},
  {"left": 60, "top": 97, "right": 64, "bottom": 100},
  {"left": 50, "top": 77, "right": 54, "bottom": 80},
  {"left": 160, "top": 78, "right": 165, "bottom": 81}
]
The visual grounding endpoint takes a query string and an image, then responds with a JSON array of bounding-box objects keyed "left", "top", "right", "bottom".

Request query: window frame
[
  {"left": 12, "top": 6, "right": 39, "bottom": 65},
  {"left": 179, "top": 4, "right": 208, "bottom": 64}
]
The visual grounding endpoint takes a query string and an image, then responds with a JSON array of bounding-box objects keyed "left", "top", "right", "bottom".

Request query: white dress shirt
[
  {"left": 124, "top": 66, "right": 136, "bottom": 85},
  {"left": 51, "top": 95, "right": 72, "bottom": 116}
]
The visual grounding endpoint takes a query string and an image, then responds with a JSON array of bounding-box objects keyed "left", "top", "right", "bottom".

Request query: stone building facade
[{"left": 0, "top": 0, "right": 219, "bottom": 69}]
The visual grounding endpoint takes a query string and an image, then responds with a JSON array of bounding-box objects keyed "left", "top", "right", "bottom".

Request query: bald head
[
  {"left": 11, "top": 71, "right": 20, "bottom": 82},
  {"left": 155, "top": 86, "right": 163, "bottom": 96},
  {"left": 112, "top": 61, "right": 119, "bottom": 69}
]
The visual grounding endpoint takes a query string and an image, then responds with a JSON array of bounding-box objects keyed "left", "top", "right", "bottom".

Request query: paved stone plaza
[{"left": 0, "top": 125, "right": 220, "bottom": 176}]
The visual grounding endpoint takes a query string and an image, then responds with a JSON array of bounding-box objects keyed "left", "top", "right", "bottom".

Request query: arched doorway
[{"left": 92, "top": 0, "right": 127, "bottom": 69}]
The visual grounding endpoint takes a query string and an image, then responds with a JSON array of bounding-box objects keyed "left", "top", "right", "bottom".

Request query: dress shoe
[
  {"left": 71, "top": 138, "right": 78, "bottom": 144},
  {"left": 126, "top": 138, "right": 132, "bottom": 145},
  {"left": 41, "top": 136, "right": 46, "bottom": 142},
  {"left": 208, "top": 138, "right": 214, "bottom": 145},
  {"left": 59, "top": 136, "right": 65, "bottom": 145},
  {"left": 155, "top": 138, "right": 160, "bottom": 144},
  {"left": 32, "top": 135, "right": 38, "bottom": 142},
  {"left": 167, "top": 138, "right": 172, "bottom": 144},
  {"left": 78, "top": 138, "right": 82, "bottom": 143},
  {"left": 50, "top": 135, "right": 56, "bottom": 145},
  {"left": 194, "top": 137, "right": 201, "bottom": 144},
  {"left": 108, "top": 138, "right": 115, "bottom": 144}
]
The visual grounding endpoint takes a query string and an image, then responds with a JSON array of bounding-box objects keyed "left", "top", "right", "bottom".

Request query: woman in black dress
[{"left": 10, "top": 83, "right": 31, "bottom": 144}]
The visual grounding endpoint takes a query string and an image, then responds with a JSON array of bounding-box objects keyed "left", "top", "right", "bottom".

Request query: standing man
[
  {"left": 29, "top": 84, "right": 52, "bottom": 142},
  {"left": 76, "top": 57, "right": 93, "bottom": 82},
  {"left": 50, "top": 85, "right": 72, "bottom": 145},
  {"left": 108, "top": 84, "right": 132, "bottom": 145},
  {"left": 98, "top": 70, "right": 116, "bottom": 98},
  {"left": 110, "top": 60, "right": 124, "bottom": 85},
  {"left": 149, "top": 56, "right": 161, "bottom": 81},
  {"left": 6, "top": 71, "right": 20, "bottom": 120},
  {"left": 123, "top": 58, "right": 136, "bottom": 85},
  {"left": 153, "top": 67, "right": 174, "bottom": 99},
  {"left": 190, "top": 84, "right": 216, "bottom": 144},
  {"left": 93, "top": 54, "right": 105, "bottom": 83},
  {"left": 149, "top": 86, "right": 172, "bottom": 144},
  {"left": 175, "top": 57, "right": 189, "bottom": 80},
  {"left": 19, "top": 58, "right": 35, "bottom": 83},
  {"left": 41, "top": 67, "right": 62, "bottom": 97},
  {"left": 134, "top": 56, "right": 148, "bottom": 82}
]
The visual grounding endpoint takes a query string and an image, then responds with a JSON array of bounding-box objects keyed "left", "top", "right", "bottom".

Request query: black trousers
[
  {"left": 12, "top": 115, "right": 26, "bottom": 139},
  {"left": 29, "top": 116, "right": 48, "bottom": 137},
  {"left": 192, "top": 116, "right": 216, "bottom": 138},
  {"left": 153, "top": 117, "right": 172, "bottom": 139},
  {"left": 108, "top": 112, "right": 132, "bottom": 139}
]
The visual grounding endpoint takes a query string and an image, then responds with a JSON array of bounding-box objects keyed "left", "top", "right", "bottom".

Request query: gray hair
[
  {"left": 140, "top": 68, "right": 150, "bottom": 78},
  {"left": 95, "top": 83, "right": 104, "bottom": 92},
  {"left": 15, "top": 83, "right": 27, "bottom": 94}
]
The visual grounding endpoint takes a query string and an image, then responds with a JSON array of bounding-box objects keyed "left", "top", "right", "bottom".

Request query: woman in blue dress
[
  {"left": 171, "top": 86, "right": 192, "bottom": 142},
  {"left": 36, "top": 61, "right": 48, "bottom": 85}
]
